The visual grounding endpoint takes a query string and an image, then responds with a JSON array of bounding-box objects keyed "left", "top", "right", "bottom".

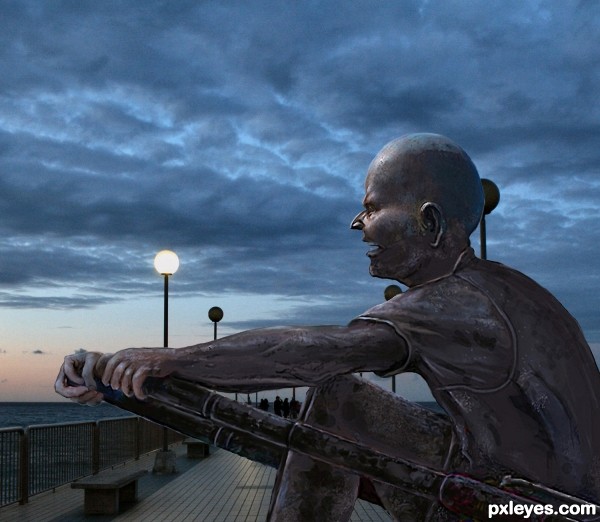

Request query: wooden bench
[
  {"left": 71, "top": 469, "right": 148, "bottom": 515},
  {"left": 183, "top": 439, "right": 210, "bottom": 458}
]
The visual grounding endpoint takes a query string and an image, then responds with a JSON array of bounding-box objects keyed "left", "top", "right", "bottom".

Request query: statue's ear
[{"left": 420, "top": 202, "right": 446, "bottom": 248}]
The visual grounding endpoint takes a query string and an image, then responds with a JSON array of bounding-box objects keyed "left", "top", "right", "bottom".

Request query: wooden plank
[{"left": 0, "top": 447, "right": 392, "bottom": 521}]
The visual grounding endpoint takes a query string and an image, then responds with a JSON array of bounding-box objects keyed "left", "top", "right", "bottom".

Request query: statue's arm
[
  {"left": 175, "top": 321, "right": 406, "bottom": 390},
  {"left": 98, "top": 321, "right": 407, "bottom": 399}
]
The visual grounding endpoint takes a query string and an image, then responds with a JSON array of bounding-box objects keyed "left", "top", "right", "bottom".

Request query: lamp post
[
  {"left": 480, "top": 179, "right": 500, "bottom": 260},
  {"left": 209, "top": 306, "right": 232, "bottom": 400},
  {"left": 384, "top": 284, "right": 402, "bottom": 301},
  {"left": 153, "top": 249, "right": 179, "bottom": 473},
  {"left": 208, "top": 306, "right": 223, "bottom": 341},
  {"left": 154, "top": 250, "right": 180, "bottom": 348}
]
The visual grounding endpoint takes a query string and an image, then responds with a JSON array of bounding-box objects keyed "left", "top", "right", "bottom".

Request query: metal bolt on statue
[{"left": 56, "top": 134, "right": 600, "bottom": 521}]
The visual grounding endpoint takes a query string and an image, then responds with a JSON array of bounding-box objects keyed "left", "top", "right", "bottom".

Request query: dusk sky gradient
[{"left": 1, "top": 0, "right": 599, "bottom": 402}]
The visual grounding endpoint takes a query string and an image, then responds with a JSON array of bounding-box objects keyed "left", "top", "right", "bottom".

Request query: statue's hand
[
  {"left": 55, "top": 351, "right": 107, "bottom": 405},
  {"left": 101, "top": 348, "right": 178, "bottom": 401}
]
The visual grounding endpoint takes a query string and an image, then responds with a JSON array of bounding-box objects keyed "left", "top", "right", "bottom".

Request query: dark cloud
[
  {"left": 0, "top": 1, "right": 598, "bottom": 344},
  {"left": 0, "top": 292, "right": 118, "bottom": 310}
]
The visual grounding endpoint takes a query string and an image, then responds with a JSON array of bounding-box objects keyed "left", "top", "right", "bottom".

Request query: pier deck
[{"left": 1, "top": 444, "right": 392, "bottom": 521}]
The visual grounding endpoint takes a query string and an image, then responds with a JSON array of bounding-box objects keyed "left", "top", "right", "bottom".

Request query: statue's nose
[{"left": 350, "top": 211, "right": 365, "bottom": 230}]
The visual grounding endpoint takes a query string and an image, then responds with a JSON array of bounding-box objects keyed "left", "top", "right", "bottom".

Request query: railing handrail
[
  {"left": 0, "top": 426, "right": 25, "bottom": 434},
  {"left": 1, "top": 415, "right": 137, "bottom": 432}
]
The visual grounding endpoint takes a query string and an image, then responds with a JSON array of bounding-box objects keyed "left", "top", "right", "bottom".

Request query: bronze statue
[{"left": 56, "top": 133, "right": 600, "bottom": 520}]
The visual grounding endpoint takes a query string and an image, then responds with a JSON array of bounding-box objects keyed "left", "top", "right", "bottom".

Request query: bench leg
[
  {"left": 186, "top": 443, "right": 210, "bottom": 458},
  {"left": 84, "top": 488, "right": 120, "bottom": 515},
  {"left": 120, "top": 480, "right": 139, "bottom": 504}
]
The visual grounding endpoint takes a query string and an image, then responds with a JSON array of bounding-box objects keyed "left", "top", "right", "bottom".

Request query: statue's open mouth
[{"left": 366, "top": 243, "right": 383, "bottom": 258}]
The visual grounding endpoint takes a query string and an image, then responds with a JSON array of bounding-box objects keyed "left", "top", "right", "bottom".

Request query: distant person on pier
[
  {"left": 289, "top": 399, "right": 301, "bottom": 420},
  {"left": 273, "top": 396, "right": 282, "bottom": 417},
  {"left": 282, "top": 398, "right": 290, "bottom": 419}
]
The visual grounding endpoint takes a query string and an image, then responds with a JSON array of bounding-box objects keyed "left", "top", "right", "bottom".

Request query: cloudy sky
[{"left": 1, "top": 0, "right": 599, "bottom": 402}]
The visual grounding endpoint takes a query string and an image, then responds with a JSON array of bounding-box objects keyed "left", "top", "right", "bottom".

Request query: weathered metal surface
[
  {"left": 268, "top": 375, "right": 457, "bottom": 520},
  {"left": 94, "top": 374, "right": 596, "bottom": 521}
]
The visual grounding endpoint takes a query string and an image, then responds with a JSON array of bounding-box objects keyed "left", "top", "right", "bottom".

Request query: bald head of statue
[{"left": 351, "top": 133, "right": 484, "bottom": 286}]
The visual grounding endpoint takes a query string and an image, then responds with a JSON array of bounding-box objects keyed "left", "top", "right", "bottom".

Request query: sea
[
  {"left": 0, "top": 402, "right": 135, "bottom": 429},
  {"left": 0, "top": 400, "right": 443, "bottom": 429}
]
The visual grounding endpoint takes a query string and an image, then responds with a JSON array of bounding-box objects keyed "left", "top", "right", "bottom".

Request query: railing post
[
  {"left": 19, "top": 428, "right": 29, "bottom": 505},
  {"left": 92, "top": 422, "right": 100, "bottom": 474},
  {"left": 135, "top": 417, "right": 141, "bottom": 460}
]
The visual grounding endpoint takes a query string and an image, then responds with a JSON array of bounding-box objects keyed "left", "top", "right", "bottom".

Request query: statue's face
[{"left": 351, "top": 168, "right": 430, "bottom": 284}]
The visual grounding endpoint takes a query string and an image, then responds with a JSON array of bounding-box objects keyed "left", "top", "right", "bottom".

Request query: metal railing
[{"left": 0, "top": 416, "right": 184, "bottom": 507}]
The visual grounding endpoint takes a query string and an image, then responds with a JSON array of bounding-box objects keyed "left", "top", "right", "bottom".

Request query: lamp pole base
[{"left": 152, "top": 450, "right": 177, "bottom": 474}]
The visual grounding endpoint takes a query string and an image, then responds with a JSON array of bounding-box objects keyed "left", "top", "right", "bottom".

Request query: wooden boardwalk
[{"left": 1, "top": 444, "right": 392, "bottom": 521}]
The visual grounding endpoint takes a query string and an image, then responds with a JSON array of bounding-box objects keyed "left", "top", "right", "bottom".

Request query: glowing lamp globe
[{"left": 154, "top": 250, "right": 179, "bottom": 275}]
